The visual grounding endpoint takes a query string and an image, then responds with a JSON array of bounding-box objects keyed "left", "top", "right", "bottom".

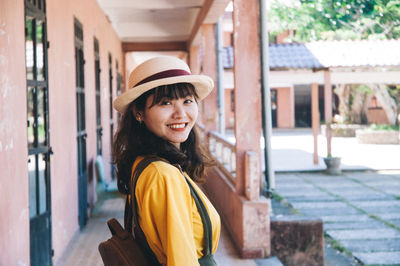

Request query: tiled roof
[{"left": 224, "top": 39, "right": 400, "bottom": 69}]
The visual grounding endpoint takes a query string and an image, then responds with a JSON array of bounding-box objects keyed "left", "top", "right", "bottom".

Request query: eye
[
  {"left": 184, "top": 97, "right": 195, "bottom": 104},
  {"left": 160, "top": 100, "right": 171, "bottom": 105}
]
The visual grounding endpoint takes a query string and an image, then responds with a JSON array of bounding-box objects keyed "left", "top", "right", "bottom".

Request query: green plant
[{"left": 369, "top": 124, "right": 400, "bottom": 131}]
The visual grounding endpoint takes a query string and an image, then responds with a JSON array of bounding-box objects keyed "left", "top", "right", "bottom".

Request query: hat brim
[{"left": 113, "top": 75, "right": 214, "bottom": 113}]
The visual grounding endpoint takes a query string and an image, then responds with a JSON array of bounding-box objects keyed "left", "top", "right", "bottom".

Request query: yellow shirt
[{"left": 133, "top": 157, "right": 221, "bottom": 266}]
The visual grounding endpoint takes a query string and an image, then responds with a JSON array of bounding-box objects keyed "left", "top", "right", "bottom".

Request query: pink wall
[
  {"left": 0, "top": 1, "right": 30, "bottom": 264},
  {"left": 0, "top": 0, "right": 123, "bottom": 263},
  {"left": 203, "top": 167, "right": 270, "bottom": 258},
  {"left": 276, "top": 86, "right": 295, "bottom": 128},
  {"left": 46, "top": 0, "right": 123, "bottom": 261}
]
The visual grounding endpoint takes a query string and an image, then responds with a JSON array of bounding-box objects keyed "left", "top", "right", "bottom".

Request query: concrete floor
[{"left": 56, "top": 191, "right": 280, "bottom": 266}]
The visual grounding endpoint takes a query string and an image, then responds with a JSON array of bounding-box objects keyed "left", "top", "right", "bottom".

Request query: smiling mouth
[{"left": 168, "top": 123, "right": 187, "bottom": 129}]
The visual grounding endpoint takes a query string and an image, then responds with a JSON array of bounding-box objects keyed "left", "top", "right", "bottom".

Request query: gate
[
  {"left": 74, "top": 18, "right": 88, "bottom": 229},
  {"left": 25, "top": 0, "right": 53, "bottom": 265}
]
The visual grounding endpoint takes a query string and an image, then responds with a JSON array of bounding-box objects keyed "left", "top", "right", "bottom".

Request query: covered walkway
[{"left": 56, "top": 190, "right": 281, "bottom": 266}]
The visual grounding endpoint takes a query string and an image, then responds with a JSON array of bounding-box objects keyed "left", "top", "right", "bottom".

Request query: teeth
[{"left": 169, "top": 123, "right": 185, "bottom": 129}]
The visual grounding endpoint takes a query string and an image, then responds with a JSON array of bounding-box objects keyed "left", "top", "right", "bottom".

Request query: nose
[{"left": 172, "top": 102, "right": 185, "bottom": 118}]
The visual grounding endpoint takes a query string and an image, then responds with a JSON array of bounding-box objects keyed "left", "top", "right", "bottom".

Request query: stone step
[{"left": 353, "top": 251, "right": 400, "bottom": 265}]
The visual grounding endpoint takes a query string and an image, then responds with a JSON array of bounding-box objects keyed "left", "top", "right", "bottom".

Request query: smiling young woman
[{"left": 112, "top": 56, "right": 221, "bottom": 266}]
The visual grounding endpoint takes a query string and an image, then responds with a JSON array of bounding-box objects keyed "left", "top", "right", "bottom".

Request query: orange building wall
[
  {"left": 0, "top": 0, "right": 30, "bottom": 265},
  {"left": 276, "top": 86, "right": 295, "bottom": 128}
]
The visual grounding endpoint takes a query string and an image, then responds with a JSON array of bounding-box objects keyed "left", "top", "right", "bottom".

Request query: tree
[
  {"left": 268, "top": 0, "right": 400, "bottom": 42},
  {"left": 268, "top": 0, "right": 400, "bottom": 125}
]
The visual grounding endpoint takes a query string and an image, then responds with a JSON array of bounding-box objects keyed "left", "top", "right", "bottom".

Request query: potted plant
[
  {"left": 323, "top": 154, "right": 341, "bottom": 175},
  {"left": 323, "top": 122, "right": 341, "bottom": 175}
]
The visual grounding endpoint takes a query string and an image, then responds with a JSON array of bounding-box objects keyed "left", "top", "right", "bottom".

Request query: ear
[{"left": 131, "top": 105, "right": 143, "bottom": 122}]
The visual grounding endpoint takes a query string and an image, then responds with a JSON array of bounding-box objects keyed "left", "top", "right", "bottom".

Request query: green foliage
[
  {"left": 354, "top": 84, "right": 373, "bottom": 94},
  {"left": 369, "top": 123, "right": 400, "bottom": 130},
  {"left": 268, "top": 0, "right": 400, "bottom": 41}
]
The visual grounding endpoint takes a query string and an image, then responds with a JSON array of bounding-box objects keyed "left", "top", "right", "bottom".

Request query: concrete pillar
[
  {"left": 324, "top": 70, "right": 332, "bottom": 156},
  {"left": 0, "top": 1, "right": 30, "bottom": 265},
  {"left": 189, "top": 46, "right": 204, "bottom": 123},
  {"left": 232, "top": 0, "right": 262, "bottom": 195},
  {"left": 200, "top": 24, "right": 219, "bottom": 132},
  {"left": 312, "top": 83, "right": 320, "bottom": 164}
]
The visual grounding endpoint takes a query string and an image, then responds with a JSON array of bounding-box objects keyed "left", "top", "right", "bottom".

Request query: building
[{"left": 0, "top": 0, "right": 272, "bottom": 265}]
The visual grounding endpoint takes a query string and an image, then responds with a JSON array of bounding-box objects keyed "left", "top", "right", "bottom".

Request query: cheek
[{"left": 191, "top": 105, "right": 199, "bottom": 121}]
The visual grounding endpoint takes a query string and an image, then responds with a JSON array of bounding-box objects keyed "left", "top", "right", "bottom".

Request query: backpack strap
[
  {"left": 125, "top": 156, "right": 215, "bottom": 265},
  {"left": 125, "top": 155, "right": 163, "bottom": 266},
  {"left": 174, "top": 165, "right": 214, "bottom": 260}
]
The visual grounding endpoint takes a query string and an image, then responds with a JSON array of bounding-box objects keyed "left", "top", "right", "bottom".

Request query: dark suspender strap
[
  {"left": 125, "top": 156, "right": 214, "bottom": 264},
  {"left": 183, "top": 176, "right": 213, "bottom": 256},
  {"left": 125, "top": 155, "right": 163, "bottom": 266}
]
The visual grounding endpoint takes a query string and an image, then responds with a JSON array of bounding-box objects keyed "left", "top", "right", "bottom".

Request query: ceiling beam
[
  {"left": 188, "top": 0, "right": 214, "bottom": 48},
  {"left": 97, "top": 0, "right": 202, "bottom": 9},
  {"left": 122, "top": 41, "right": 188, "bottom": 52}
]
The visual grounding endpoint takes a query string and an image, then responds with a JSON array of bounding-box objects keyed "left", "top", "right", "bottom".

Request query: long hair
[{"left": 112, "top": 83, "right": 211, "bottom": 194}]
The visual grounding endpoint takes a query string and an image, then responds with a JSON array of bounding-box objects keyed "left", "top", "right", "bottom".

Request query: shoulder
[{"left": 134, "top": 158, "right": 186, "bottom": 191}]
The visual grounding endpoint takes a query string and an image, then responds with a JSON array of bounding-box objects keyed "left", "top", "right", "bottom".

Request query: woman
[{"left": 112, "top": 56, "right": 221, "bottom": 265}]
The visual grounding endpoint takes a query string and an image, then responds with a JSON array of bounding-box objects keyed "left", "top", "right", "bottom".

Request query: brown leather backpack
[
  {"left": 98, "top": 156, "right": 217, "bottom": 266},
  {"left": 98, "top": 157, "right": 162, "bottom": 266}
]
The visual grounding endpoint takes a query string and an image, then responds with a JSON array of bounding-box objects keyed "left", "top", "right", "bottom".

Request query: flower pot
[{"left": 323, "top": 157, "right": 341, "bottom": 175}]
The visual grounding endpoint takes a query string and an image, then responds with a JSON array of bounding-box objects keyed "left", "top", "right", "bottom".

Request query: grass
[{"left": 324, "top": 233, "right": 348, "bottom": 254}]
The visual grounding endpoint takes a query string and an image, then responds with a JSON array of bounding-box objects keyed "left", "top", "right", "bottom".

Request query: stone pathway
[{"left": 274, "top": 171, "right": 400, "bottom": 265}]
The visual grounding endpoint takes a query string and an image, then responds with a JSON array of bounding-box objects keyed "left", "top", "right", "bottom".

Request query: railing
[
  {"left": 197, "top": 124, "right": 260, "bottom": 200},
  {"left": 197, "top": 124, "right": 236, "bottom": 183}
]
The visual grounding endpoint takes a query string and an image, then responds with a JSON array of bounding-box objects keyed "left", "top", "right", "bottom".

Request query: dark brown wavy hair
[{"left": 112, "top": 83, "right": 211, "bottom": 194}]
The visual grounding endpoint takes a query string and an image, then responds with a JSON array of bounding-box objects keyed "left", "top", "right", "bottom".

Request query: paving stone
[
  {"left": 361, "top": 206, "right": 400, "bottom": 214},
  {"left": 255, "top": 256, "right": 283, "bottom": 266},
  {"left": 285, "top": 195, "right": 337, "bottom": 202},
  {"left": 275, "top": 183, "right": 314, "bottom": 189},
  {"left": 348, "top": 173, "right": 399, "bottom": 180},
  {"left": 291, "top": 201, "right": 348, "bottom": 209},
  {"left": 388, "top": 220, "right": 400, "bottom": 229},
  {"left": 377, "top": 213, "right": 400, "bottom": 219},
  {"left": 340, "top": 239, "right": 400, "bottom": 252},
  {"left": 333, "top": 187, "right": 377, "bottom": 195},
  {"left": 312, "top": 181, "right": 361, "bottom": 189},
  {"left": 276, "top": 187, "right": 321, "bottom": 194},
  {"left": 353, "top": 251, "right": 400, "bottom": 265},
  {"left": 300, "top": 208, "right": 362, "bottom": 217},
  {"left": 327, "top": 228, "right": 400, "bottom": 240},
  {"left": 320, "top": 214, "right": 373, "bottom": 223},
  {"left": 350, "top": 200, "right": 400, "bottom": 208},
  {"left": 275, "top": 171, "right": 400, "bottom": 265},
  {"left": 278, "top": 190, "right": 327, "bottom": 197},
  {"left": 336, "top": 193, "right": 387, "bottom": 201},
  {"left": 373, "top": 184, "right": 400, "bottom": 190},
  {"left": 323, "top": 221, "right": 386, "bottom": 230},
  {"left": 338, "top": 192, "right": 389, "bottom": 200},
  {"left": 382, "top": 190, "right": 400, "bottom": 196},
  {"left": 346, "top": 194, "right": 395, "bottom": 201}
]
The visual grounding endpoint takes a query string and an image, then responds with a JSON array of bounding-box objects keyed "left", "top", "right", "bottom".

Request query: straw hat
[{"left": 113, "top": 56, "right": 214, "bottom": 113}]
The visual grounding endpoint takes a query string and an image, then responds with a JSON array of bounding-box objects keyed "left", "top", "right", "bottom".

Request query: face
[{"left": 138, "top": 94, "right": 198, "bottom": 149}]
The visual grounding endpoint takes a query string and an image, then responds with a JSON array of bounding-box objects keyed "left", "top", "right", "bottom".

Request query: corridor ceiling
[{"left": 96, "top": 0, "right": 231, "bottom": 51}]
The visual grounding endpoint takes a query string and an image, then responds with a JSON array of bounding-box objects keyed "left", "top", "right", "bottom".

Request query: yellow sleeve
[{"left": 135, "top": 161, "right": 200, "bottom": 266}]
